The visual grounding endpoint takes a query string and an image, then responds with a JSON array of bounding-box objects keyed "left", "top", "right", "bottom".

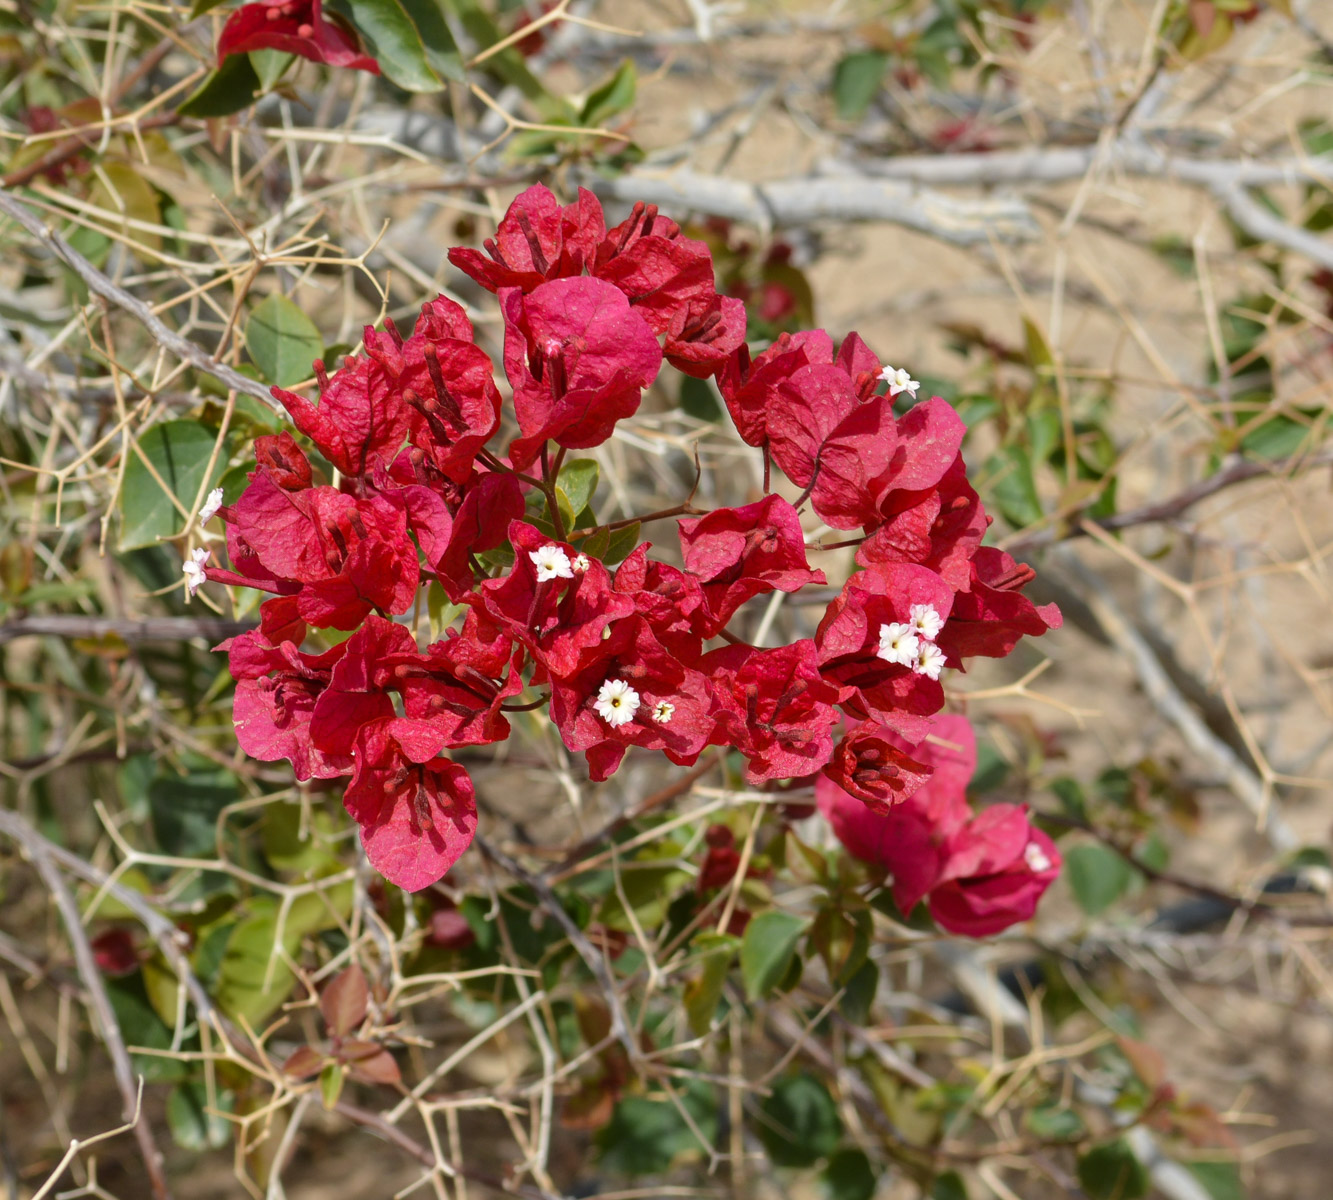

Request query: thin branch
[
  {"left": 0, "top": 187, "right": 278, "bottom": 408},
  {"left": 0, "top": 614, "right": 256, "bottom": 646}
]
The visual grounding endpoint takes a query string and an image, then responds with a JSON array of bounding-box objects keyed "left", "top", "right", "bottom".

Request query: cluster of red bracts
[{"left": 207, "top": 185, "right": 1061, "bottom": 936}]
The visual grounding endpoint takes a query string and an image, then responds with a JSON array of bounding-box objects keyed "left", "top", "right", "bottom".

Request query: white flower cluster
[
  {"left": 594, "top": 678, "right": 640, "bottom": 727},
  {"left": 878, "top": 364, "right": 920, "bottom": 400},
  {"left": 876, "top": 602, "right": 946, "bottom": 680},
  {"left": 182, "top": 547, "right": 210, "bottom": 598},
  {"left": 529, "top": 543, "right": 574, "bottom": 582}
]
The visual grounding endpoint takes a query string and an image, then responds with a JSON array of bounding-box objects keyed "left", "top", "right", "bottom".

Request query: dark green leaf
[
  {"left": 604, "top": 520, "right": 641, "bottom": 565},
  {"left": 105, "top": 975, "right": 188, "bottom": 1081},
  {"left": 166, "top": 1082, "right": 232, "bottom": 1150},
  {"left": 1186, "top": 1161, "right": 1245, "bottom": 1200},
  {"left": 757, "top": 1073, "right": 842, "bottom": 1168},
  {"left": 443, "top": 0, "right": 565, "bottom": 112},
  {"left": 344, "top": 0, "right": 457, "bottom": 90},
  {"left": 820, "top": 1147, "right": 878, "bottom": 1200},
  {"left": 832, "top": 52, "right": 888, "bottom": 119},
  {"left": 245, "top": 292, "right": 323, "bottom": 387},
  {"left": 931, "top": 1171, "right": 969, "bottom": 1200},
  {"left": 680, "top": 375, "right": 724, "bottom": 422},
  {"left": 118, "top": 420, "right": 225, "bottom": 551},
  {"left": 1024, "top": 1103, "right": 1086, "bottom": 1140},
  {"left": 986, "top": 444, "right": 1044, "bottom": 528},
  {"left": 740, "top": 910, "right": 807, "bottom": 1001},
  {"left": 1066, "top": 844, "right": 1136, "bottom": 917},
  {"left": 581, "top": 59, "right": 636, "bottom": 127},
  {"left": 1077, "top": 1140, "right": 1149, "bottom": 1200},
  {"left": 596, "top": 1081, "right": 717, "bottom": 1175},
  {"left": 556, "top": 458, "right": 599, "bottom": 515},
  {"left": 178, "top": 54, "right": 261, "bottom": 119},
  {"left": 148, "top": 762, "right": 238, "bottom": 858},
  {"left": 838, "top": 957, "right": 878, "bottom": 1024},
  {"left": 684, "top": 932, "right": 739, "bottom": 1036}
]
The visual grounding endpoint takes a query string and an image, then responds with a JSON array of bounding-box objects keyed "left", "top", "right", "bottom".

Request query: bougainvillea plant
[{"left": 192, "top": 183, "right": 1061, "bottom": 934}]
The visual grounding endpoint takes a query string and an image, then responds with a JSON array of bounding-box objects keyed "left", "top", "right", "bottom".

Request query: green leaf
[
  {"left": 1077, "top": 1140, "right": 1149, "bottom": 1200},
  {"left": 443, "top": 0, "right": 565, "bottom": 113},
  {"left": 1186, "top": 1161, "right": 1246, "bottom": 1200},
  {"left": 319, "top": 1062, "right": 346, "bottom": 1110},
  {"left": 166, "top": 1082, "right": 233, "bottom": 1150},
  {"left": 1024, "top": 1103, "right": 1086, "bottom": 1140},
  {"left": 118, "top": 420, "right": 225, "bottom": 551},
  {"left": 105, "top": 975, "right": 188, "bottom": 1082},
  {"left": 838, "top": 957, "right": 878, "bottom": 1024},
  {"left": 597, "top": 1080, "right": 717, "bottom": 1175},
  {"left": 245, "top": 293, "right": 323, "bottom": 387},
  {"left": 148, "top": 761, "right": 239, "bottom": 858},
  {"left": 1066, "top": 843, "right": 1136, "bottom": 917},
  {"left": 931, "top": 1171, "right": 969, "bottom": 1200},
  {"left": 741, "top": 910, "right": 808, "bottom": 1001},
  {"left": 581, "top": 59, "right": 636, "bottom": 127},
  {"left": 832, "top": 52, "right": 888, "bottom": 120},
  {"left": 556, "top": 458, "right": 599, "bottom": 516},
  {"left": 604, "top": 520, "right": 641, "bottom": 566},
  {"left": 249, "top": 49, "right": 296, "bottom": 92},
  {"left": 190, "top": 0, "right": 230, "bottom": 15},
  {"left": 821, "top": 1147, "right": 878, "bottom": 1200},
  {"left": 345, "top": 0, "right": 459, "bottom": 91},
  {"left": 986, "top": 444, "right": 1044, "bottom": 528},
  {"left": 757, "top": 1073, "right": 842, "bottom": 1168},
  {"left": 679, "top": 375, "right": 724, "bottom": 422},
  {"left": 596, "top": 862, "right": 690, "bottom": 932},
  {"left": 684, "top": 932, "right": 739, "bottom": 1035},
  {"left": 178, "top": 54, "right": 261, "bottom": 119}
]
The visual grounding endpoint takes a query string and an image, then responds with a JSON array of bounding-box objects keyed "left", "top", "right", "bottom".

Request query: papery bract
[
  {"left": 343, "top": 718, "right": 477, "bottom": 892},
  {"left": 217, "top": 0, "right": 380, "bottom": 72}
]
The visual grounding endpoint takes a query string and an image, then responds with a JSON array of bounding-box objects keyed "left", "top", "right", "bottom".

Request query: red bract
[
  {"left": 223, "top": 629, "right": 350, "bottom": 781},
  {"left": 218, "top": 0, "right": 379, "bottom": 71},
  {"left": 718, "top": 330, "right": 833, "bottom": 448},
  {"left": 547, "top": 617, "right": 714, "bottom": 782},
  {"left": 818, "top": 714, "right": 1061, "bottom": 935},
  {"left": 815, "top": 563, "right": 955, "bottom": 738},
  {"left": 822, "top": 721, "right": 933, "bottom": 813},
  {"left": 448, "top": 185, "right": 606, "bottom": 293},
  {"left": 501, "top": 277, "right": 663, "bottom": 468},
  {"left": 663, "top": 293, "right": 747, "bottom": 379},
  {"left": 613, "top": 544, "right": 708, "bottom": 663},
  {"left": 471, "top": 522, "right": 633, "bottom": 680},
  {"left": 344, "top": 718, "right": 477, "bottom": 892},
  {"left": 701, "top": 640, "right": 841, "bottom": 784},
  {"left": 935, "top": 547, "right": 1062, "bottom": 662},
  {"left": 678, "top": 495, "right": 824, "bottom": 634}
]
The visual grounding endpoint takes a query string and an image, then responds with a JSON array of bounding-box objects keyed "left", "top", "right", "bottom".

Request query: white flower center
[
  {"left": 877, "top": 622, "right": 920, "bottom": 667},
  {"left": 1024, "top": 841, "right": 1052, "bottom": 873},
  {"left": 198, "top": 487, "right": 225, "bottom": 525},
  {"left": 572, "top": 553, "right": 590, "bottom": 573},
  {"left": 912, "top": 641, "right": 946, "bottom": 681},
  {"left": 909, "top": 602, "right": 943, "bottom": 641},
  {"left": 879, "top": 364, "right": 921, "bottom": 400},
  {"left": 652, "top": 700, "right": 675, "bottom": 724},
  {"left": 182, "top": 547, "right": 210, "bottom": 598},
  {"left": 594, "top": 678, "right": 640, "bottom": 727},
  {"left": 529, "top": 544, "right": 574, "bottom": 583}
]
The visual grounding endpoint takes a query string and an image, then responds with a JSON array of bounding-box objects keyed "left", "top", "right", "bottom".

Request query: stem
[
  {"left": 567, "top": 502, "right": 703, "bottom": 542},
  {"left": 540, "top": 443, "right": 567, "bottom": 542}
]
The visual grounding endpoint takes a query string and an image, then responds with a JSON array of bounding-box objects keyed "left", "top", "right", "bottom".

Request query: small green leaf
[
  {"left": 1024, "top": 1103, "right": 1086, "bottom": 1140},
  {"left": 832, "top": 52, "right": 888, "bottom": 120},
  {"left": 679, "top": 375, "right": 724, "bottom": 422},
  {"left": 596, "top": 1081, "right": 717, "bottom": 1175},
  {"left": 820, "top": 1147, "right": 878, "bottom": 1200},
  {"left": 741, "top": 910, "right": 808, "bottom": 1001},
  {"left": 581, "top": 59, "right": 636, "bottom": 127},
  {"left": 557, "top": 458, "right": 599, "bottom": 515},
  {"left": 1186, "top": 1161, "right": 1245, "bottom": 1200},
  {"left": 684, "top": 932, "right": 739, "bottom": 1036},
  {"left": 838, "top": 957, "right": 878, "bottom": 1025},
  {"left": 178, "top": 54, "right": 261, "bottom": 119},
  {"left": 148, "top": 761, "right": 239, "bottom": 858},
  {"left": 319, "top": 1062, "right": 346, "bottom": 1110},
  {"left": 1077, "top": 1140, "right": 1149, "bottom": 1200},
  {"left": 166, "top": 1082, "right": 233, "bottom": 1150},
  {"left": 604, "top": 520, "right": 641, "bottom": 565},
  {"left": 986, "top": 444, "right": 1044, "bottom": 528},
  {"left": 931, "top": 1171, "right": 969, "bottom": 1200},
  {"left": 757, "top": 1073, "right": 842, "bottom": 1168},
  {"left": 190, "top": 0, "right": 231, "bottom": 15},
  {"left": 344, "top": 0, "right": 457, "bottom": 91},
  {"left": 1066, "top": 843, "right": 1136, "bottom": 917},
  {"left": 118, "top": 420, "right": 225, "bottom": 551},
  {"left": 245, "top": 293, "right": 323, "bottom": 387},
  {"left": 249, "top": 49, "right": 296, "bottom": 91}
]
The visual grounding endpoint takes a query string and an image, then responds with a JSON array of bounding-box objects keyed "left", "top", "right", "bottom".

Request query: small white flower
[
  {"left": 182, "top": 547, "right": 210, "bottom": 598},
  {"left": 651, "top": 700, "right": 675, "bottom": 724},
  {"left": 594, "top": 678, "right": 640, "bottom": 727},
  {"left": 877, "top": 622, "right": 920, "bottom": 667},
  {"left": 571, "top": 553, "right": 590, "bottom": 573},
  {"left": 909, "top": 602, "right": 944, "bottom": 641},
  {"left": 198, "top": 487, "right": 225, "bottom": 525},
  {"left": 1024, "top": 841, "right": 1053, "bottom": 873},
  {"left": 529, "top": 544, "right": 574, "bottom": 583},
  {"left": 879, "top": 365, "right": 920, "bottom": 400},
  {"left": 912, "top": 640, "right": 946, "bottom": 681}
]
